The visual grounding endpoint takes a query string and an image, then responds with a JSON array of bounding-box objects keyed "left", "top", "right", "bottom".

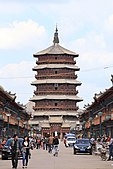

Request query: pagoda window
[
  {"left": 54, "top": 83, "right": 58, "bottom": 87},
  {"left": 55, "top": 87, "right": 58, "bottom": 90},
  {"left": 55, "top": 103, "right": 58, "bottom": 106},
  {"left": 55, "top": 71, "right": 57, "bottom": 74}
]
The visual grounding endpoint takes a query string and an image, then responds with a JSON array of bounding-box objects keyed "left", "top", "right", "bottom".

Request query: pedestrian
[
  {"left": 10, "top": 134, "right": 21, "bottom": 169},
  {"left": 48, "top": 135, "right": 54, "bottom": 153},
  {"left": 22, "top": 136, "right": 31, "bottom": 168},
  {"left": 53, "top": 136, "right": 59, "bottom": 156},
  {"left": 36, "top": 137, "right": 41, "bottom": 149},
  {"left": 107, "top": 138, "right": 113, "bottom": 161},
  {"left": 45, "top": 137, "right": 49, "bottom": 150},
  {"left": 42, "top": 137, "right": 46, "bottom": 150},
  {"left": 90, "top": 137, "right": 96, "bottom": 152}
]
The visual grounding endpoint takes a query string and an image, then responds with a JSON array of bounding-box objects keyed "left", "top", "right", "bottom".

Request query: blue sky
[{"left": 0, "top": 0, "right": 113, "bottom": 109}]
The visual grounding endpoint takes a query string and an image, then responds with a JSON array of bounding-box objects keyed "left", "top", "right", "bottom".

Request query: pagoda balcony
[
  {"left": 34, "top": 90, "right": 78, "bottom": 95},
  {"left": 35, "top": 74, "right": 77, "bottom": 79},
  {"left": 36, "top": 59, "right": 76, "bottom": 64},
  {"left": 33, "top": 106, "right": 79, "bottom": 111}
]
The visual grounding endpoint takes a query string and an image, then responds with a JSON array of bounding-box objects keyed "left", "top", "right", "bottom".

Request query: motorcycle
[{"left": 100, "top": 145, "right": 107, "bottom": 161}]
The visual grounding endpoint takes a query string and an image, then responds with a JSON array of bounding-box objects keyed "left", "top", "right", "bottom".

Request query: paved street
[{"left": 0, "top": 142, "right": 113, "bottom": 169}]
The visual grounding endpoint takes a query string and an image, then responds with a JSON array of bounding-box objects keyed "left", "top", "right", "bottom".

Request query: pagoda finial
[
  {"left": 53, "top": 25, "right": 59, "bottom": 45},
  {"left": 111, "top": 74, "right": 113, "bottom": 86}
]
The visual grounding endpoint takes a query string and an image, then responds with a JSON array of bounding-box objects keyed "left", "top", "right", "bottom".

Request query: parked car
[
  {"left": 66, "top": 137, "right": 76, "bottom": 147},
  {"left": 0, "top": 139, "right": 7, "bottom": 150},
  {"left": 73, "top": 138, "right": 92, "bottom": 155},
  {"left": 0, "top": 142, "right": 3, "bottom": 150},
  {"left": 2, "top": 138, "right": 23, "bottom": 160},
  {"left": 65, "top": 133, "right": 75, "bottom": 138}
]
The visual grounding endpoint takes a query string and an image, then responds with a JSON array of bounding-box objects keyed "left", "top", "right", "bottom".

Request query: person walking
[
  {"left": 53, "top": 136, "right": 59, "bottom": 156},
  {"left": 36, "top": 137, "right": 41, "bottom": 149},
  {"left": 10, "top": 134, "right": 21, "bottom": 169},
  {"left": 22, "top": 136, "right": 31, "bottom": 168},
  {"left": 48, "top": 135, "right": 54, "bottom": 153},
  {"left": 107, "top": 138, "right": 113, "bottom": 161}
]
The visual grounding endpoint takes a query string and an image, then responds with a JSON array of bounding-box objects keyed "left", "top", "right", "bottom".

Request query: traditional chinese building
[
  {"left": 0, "top": 85, "right": 30, "bottom": 139},
  {"left": 81, "top": 75, "right": 113, "bottom": 138},
  {"left": 30, "top": 28, "right": 83, "bottom": 138}
]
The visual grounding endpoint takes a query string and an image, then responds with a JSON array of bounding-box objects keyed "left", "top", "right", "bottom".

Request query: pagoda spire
[{"left": 53, "top": 25, "right": 59, "bottom": 45}]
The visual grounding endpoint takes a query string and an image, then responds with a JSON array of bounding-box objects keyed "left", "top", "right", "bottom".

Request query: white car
[{"left": 66, "top": 137, "right": 76, "bottom": 147}]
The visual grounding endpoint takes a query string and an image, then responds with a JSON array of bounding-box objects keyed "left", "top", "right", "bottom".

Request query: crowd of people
[
  {"left": 35, "top": 135, "right": 59, "bottom": 156},
  {"left": 90, "top": 135, "right": 113, "bottom": 161},
  {"left": 2, "top": 133, "right": 113, "bottom": 169},
  {"left": 9, "top": 134, "right": 31, "bottom": 169},
  {"left": 7, "top": 134, "right": 59, "bottom": 169}
]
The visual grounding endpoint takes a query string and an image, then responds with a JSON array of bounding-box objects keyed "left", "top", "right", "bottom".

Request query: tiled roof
[
  {"left": 33, "top": 110, "right": 78, "bottom": 116},
  {"left": 33, "top": 64, "right": 79, "bottom": 70},
  {"left": 62, "top": 123, "right": 71, "bottom": 128},
  {"left": 34, "top": 44, "right": 77, "bottom": 56},
  {"left": 31, "top": 79, "right": 81, "bottom": 85},
  {"left": 49, "top": 116, "right": 63, "bottom": 123},
  {"left": 30, "top": 94, "right": 83, "bottom": 101}
]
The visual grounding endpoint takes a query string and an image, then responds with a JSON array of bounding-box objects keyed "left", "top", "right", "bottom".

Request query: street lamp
[
  {"left": 23, "top": 121, "right": 28, "bottom": 136},
  {"left": 31, "top": 126, "right": 34, "bottom": 137},
  {"left": 0, "top": 112, "right": 4, "bottom": 138},
  {"left": 82, "top": 121, "right": 86, "bottom": 137},
  {"left": 98, "top": 111, "right": 102, "bottom": 138},
  {"left": 6, "top": 113, "right": 11, "bottom": 137},
  {"left": 89, "top": 117, "right": 93, "bottom": 138},
  {"left": 17, "top": 117, "right": 21, "bottom": 136}
]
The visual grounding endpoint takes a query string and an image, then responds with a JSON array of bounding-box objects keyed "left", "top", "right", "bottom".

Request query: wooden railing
[
  {"left": 34, "top": 90, "right": 78, "bottom": 95},
  {"left": 35, "top": 74, "right": 77, "bottom": 79},
  {"left": 36, "top": 59, "right": 76, "bottom": 64},
  {"left": 33, "top": 106, "right": 79, "bottom": 111}
]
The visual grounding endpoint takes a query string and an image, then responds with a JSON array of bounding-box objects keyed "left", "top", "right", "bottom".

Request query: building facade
[
  {"left": 30, "top": 28, "right": 83, "bottom": 138},
  {"left": 0, "top": 85, "right": 30, "bottom": 140},
  {"left": 81, "top": 77, "right": 113, "bottom": 138}
]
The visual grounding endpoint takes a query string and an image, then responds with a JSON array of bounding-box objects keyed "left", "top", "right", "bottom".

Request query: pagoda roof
[
  {"left": 33, "top": 27, "right": 78, "bottom": 57},
  {"left": 0, "top": 86, "right": 16, "bottom": 101},
  {"left": 40, "top": 123, "right": 50, "bottom": 128},
  {"left": 62, "top": 123, "right": 71, "bottom": 128},
  {"left": 34, "top": 44, "right": 78, "bottom": 56},
  {"left": 33, "top": 64, "right": 80, "bottom": 70},
  {"left": 31, "top": 79, "right": 81, "bottom": 85},
  {"left": 33, "top": 110, "right": 78, "bottom": 116},
  {"left": 30, "top": 95, "right": 83, "bottom": 101},
  {"left": 29, "top": 120, "right": 39, "bottom": 125},
  {"left": 49, "top": 116, "right": 63, "bottom": 123}
]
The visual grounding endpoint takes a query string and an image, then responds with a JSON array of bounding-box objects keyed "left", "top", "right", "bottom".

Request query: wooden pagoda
[{"left": 30, "top": 28, "right": 83, "bottom": 138}]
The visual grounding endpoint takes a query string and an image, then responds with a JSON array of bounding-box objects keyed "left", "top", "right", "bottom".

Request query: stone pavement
[
  {"left": 26, "top": 142, "right": 113, "bottom": 169},
  {"left": 1, "top": 142, "right": 113, "bottom": 169}
]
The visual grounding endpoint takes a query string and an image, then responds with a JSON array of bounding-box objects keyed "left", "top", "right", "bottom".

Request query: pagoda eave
[
  {"left": 33, "top": 110, "right": 79, "bottom": 116},
  {"left": 30, "top": 95, "right": 83, "bottom": 101},
  {"left": 33, "top": 53, "right": 79, "bottom": 57},
  {"left": 49, "top": 116, "right": 63, "bottom": 123},
  {"left": 31, "top": 79, "right": 82, "bottom": 85},
  {"left": 33, "top": 44, "right": 79, "bottom": 56},
  {"left": 33, "top": 64, "right": 80, "bottom": 70}
]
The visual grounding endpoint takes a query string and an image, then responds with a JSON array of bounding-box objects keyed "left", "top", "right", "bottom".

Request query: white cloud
[
  {"left": 104, "top": 14, "right": 113, "bottom": 34},
  {"left": 0, "top": 0, "right": 113, "bottom": 108},
  {"left": 0, "top": 61, "right": 35, "bottom": 104},
  {"left": 0, "top": 20, "right": 46, "bottom": 49}
]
